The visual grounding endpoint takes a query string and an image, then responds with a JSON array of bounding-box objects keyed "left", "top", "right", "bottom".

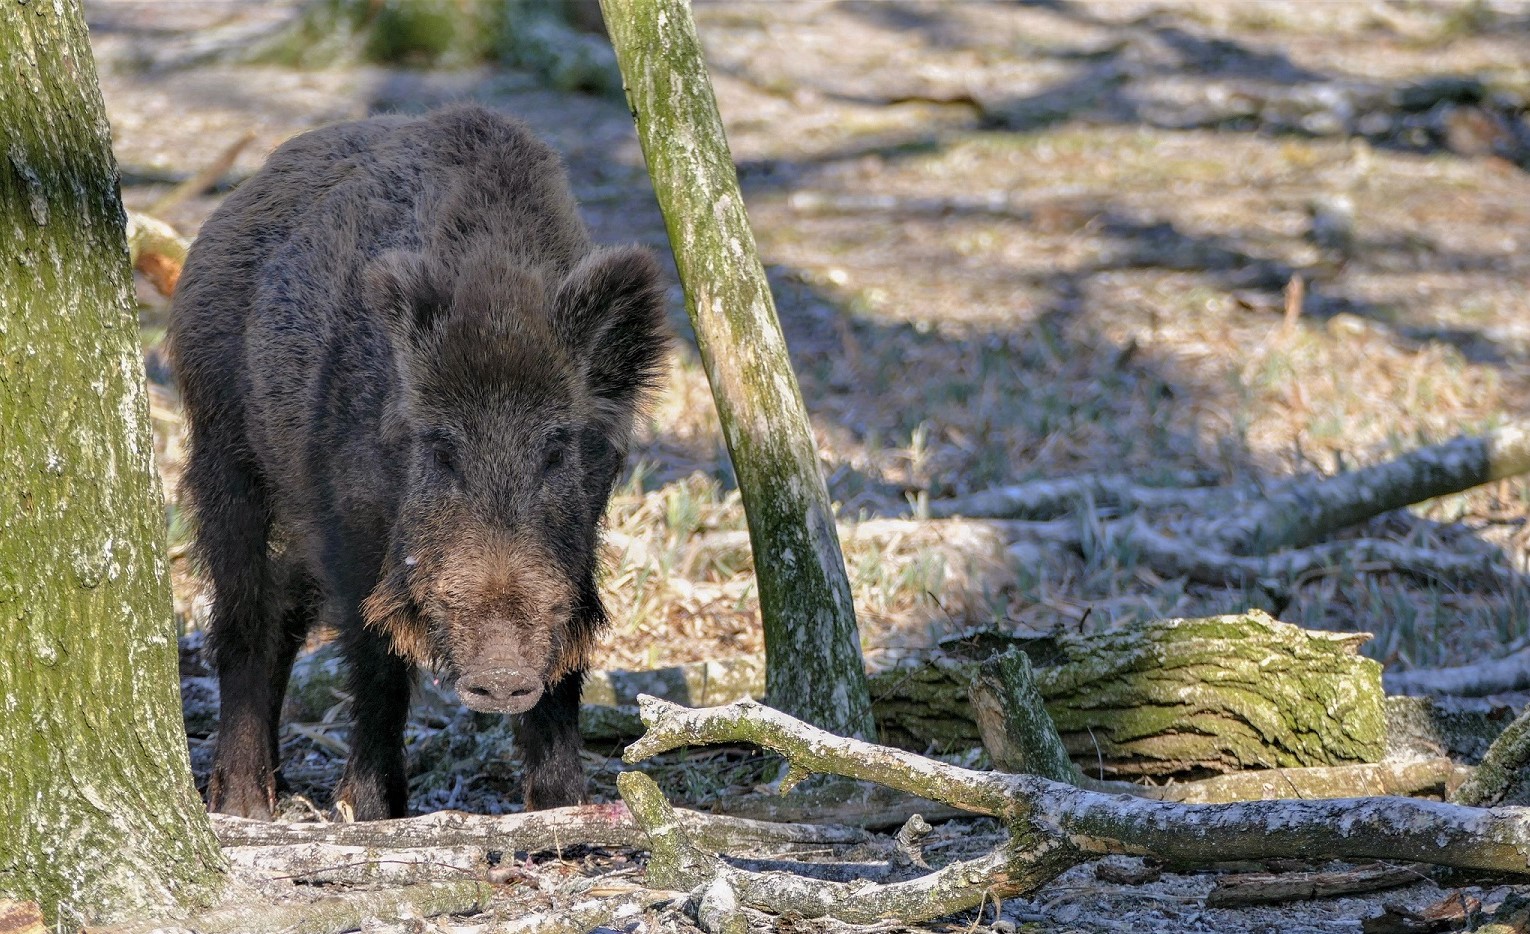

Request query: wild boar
[{"left": 169, "top": 106, "right": 667, "bottom": 820}]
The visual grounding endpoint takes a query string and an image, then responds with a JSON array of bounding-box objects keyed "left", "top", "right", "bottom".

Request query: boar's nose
[{"left": 456, "top": 669, "right": 544, "bottom": 714}]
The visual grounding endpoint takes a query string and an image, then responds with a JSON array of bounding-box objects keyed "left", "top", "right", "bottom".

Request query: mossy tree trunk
[
  {"left": 0, "top": 2, "right": 225, "bottom": 924},
  {"left": 598, "top": 0, "right": 875, "bottom": 739}
]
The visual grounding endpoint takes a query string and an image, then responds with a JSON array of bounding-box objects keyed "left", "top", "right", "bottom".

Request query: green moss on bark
[
  {"left": 598, "top": 0, "right": 875, "bottom": 739},
  {"left": 0, "top": 1, "right": 225, "bottom": 923}
]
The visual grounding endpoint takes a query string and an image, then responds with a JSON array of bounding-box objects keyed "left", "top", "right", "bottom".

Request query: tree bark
[
  {"left": 597, "top": 0, "right": 875, "bottom": 740},
  {"left": 0, "top": 2, "right": 225, "bottom": 922}
]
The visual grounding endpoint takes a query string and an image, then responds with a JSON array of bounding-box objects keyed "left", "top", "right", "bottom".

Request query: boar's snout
[{"left": 457, "top": 667, "right": 544, "bottom": 714}]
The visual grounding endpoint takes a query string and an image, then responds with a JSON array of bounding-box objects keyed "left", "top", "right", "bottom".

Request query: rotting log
[
  {"left": 619, "top": 696, "right": 1530, "bottom": 924},
  {"left": 576, "top": 612, "right": 1386, "bottom": 777},
  {"left": 873, "top": 611, "right": 1385, "bottom": 776},
  {"left": 598, "top": 0, "right": 875, "bottom": 740}
]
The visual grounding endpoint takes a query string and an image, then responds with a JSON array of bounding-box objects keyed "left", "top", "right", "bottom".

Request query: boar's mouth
[{"left": 362, "top": 544, "right": 590, "bottom": 716}]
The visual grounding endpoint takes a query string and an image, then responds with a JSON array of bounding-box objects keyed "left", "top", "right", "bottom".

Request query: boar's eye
[
  {"left": 541, "top": 430, "right": 570, "bottom": 477},
  {"left": 427, "top": 438, "right": 458, "bottom": 477}
]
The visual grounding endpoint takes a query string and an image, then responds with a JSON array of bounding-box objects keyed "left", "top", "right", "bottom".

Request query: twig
[
  {"left": 149, "top": 132, "right": 256, "bottom": 215},
  {"left": 1206, "top": 862, "right": 1427, "bottom": 908}
]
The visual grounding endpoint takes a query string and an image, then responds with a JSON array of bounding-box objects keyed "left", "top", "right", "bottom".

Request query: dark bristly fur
[{"left": 169, "top": 106, "right": 668, "bottom": 821}]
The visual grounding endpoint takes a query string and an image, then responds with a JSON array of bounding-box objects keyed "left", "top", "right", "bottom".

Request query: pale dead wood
[
  {"left": 211, "top": 805, "right": 871, "bottom": 854},
  {"left": 924, "top": 471, "right": 1222, "bottom": 520},
  {"left": 1205, "top": 862, "right": 1427, "bottom": 908},
  {"left": 89, "top": 880, "right": 492, "bottom": 934},
  {"left": 1114, "top": 518, "right": 1517, "bottom": 589},
  {"left": 224, "top": 843, "right": 489, "bottom": 884},
  {"left": 483, "top": 889, "right": 668, "bottom": 934},
  {"left": 619, "top": 696, "right": 1530, "bottom": 923}
]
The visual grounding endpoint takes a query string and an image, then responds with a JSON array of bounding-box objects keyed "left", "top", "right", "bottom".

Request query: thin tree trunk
[
  {"left": 597, "top": 0, "right": 875, "bottom": 739},
  {"left": 0, "top": 2, "right": 225, "bottom": 922}
]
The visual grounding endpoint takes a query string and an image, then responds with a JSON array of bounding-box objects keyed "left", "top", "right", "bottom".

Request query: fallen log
[
  {"left": 583, "top": 611, "right": 1386, "bottom": 778},
  {"left": 90, "top": 880, "right": 492, "bottom": 934},
  {"left": 211, "top": 805, "right": 872, "bottom": 854},
  {"left": 619, "top": 696, "right": 1530, "bottom": 924},
  {"left": 874, "top": 611, "right": 1384, "bottom": 776}
]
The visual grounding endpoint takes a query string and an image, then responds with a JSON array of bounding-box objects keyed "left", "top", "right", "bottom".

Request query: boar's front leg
[
  {"left": 515, "top": 669, "right": 588, "bottom": 809},
  {"left": 205, "top": 507, "right": 311, "bottom": 818},
  {"left": 334, "top": 623, "right": 412, "bottom": 820}
]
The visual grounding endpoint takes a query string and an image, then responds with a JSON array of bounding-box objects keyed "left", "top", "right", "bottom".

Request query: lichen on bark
[
  {"left": 597, "top": 0, "right": 875, "bottom": 740},
  {"left": 0, "top": 0, "right": 225, "bottom": 922}
]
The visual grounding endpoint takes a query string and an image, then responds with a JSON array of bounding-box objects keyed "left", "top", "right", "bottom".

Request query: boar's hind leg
[
  {"left": 202, "top": 468, "right": 308, "bottom": 820},
  {"left": 334, "top": 625, "right": 411, "bottom": 820},
  {"left": 515, "top": 669, "right": 589, "bottom": 810}
]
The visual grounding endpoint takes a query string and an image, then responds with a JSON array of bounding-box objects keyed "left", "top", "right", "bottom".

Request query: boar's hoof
[
  {"left": 457, "top": 669, "right": 544, "bottom": 714},
  {"left": 208, "top": 775, "right": 276, "bottom": 821}
]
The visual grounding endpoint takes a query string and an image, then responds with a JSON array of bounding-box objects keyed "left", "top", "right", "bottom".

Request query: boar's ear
[
  {"left": 363, "top": 250, "right": 448, "bottom": 346},
  {"left": 554, "top": 246, "right": 669, "bottom": 430}
]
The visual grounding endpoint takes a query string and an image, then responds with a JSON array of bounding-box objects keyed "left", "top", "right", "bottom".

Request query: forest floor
[{"left": 89, "top": 0, "right": 1530, "bottom": 931}]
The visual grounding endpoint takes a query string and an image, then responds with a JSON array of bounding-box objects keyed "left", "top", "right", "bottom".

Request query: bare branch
[
  {"left": 621, "top": 696, "right": 1530, "bottom": 924},
  {"left": 1385, "top": 648, "right": 1530, "bottom": 697},
  {"left": 926, "top": 471, "right": 1222, "bottom": 520},
  {"left": 1204, "top": 423, "right": 1530, "bottom": 553}
]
